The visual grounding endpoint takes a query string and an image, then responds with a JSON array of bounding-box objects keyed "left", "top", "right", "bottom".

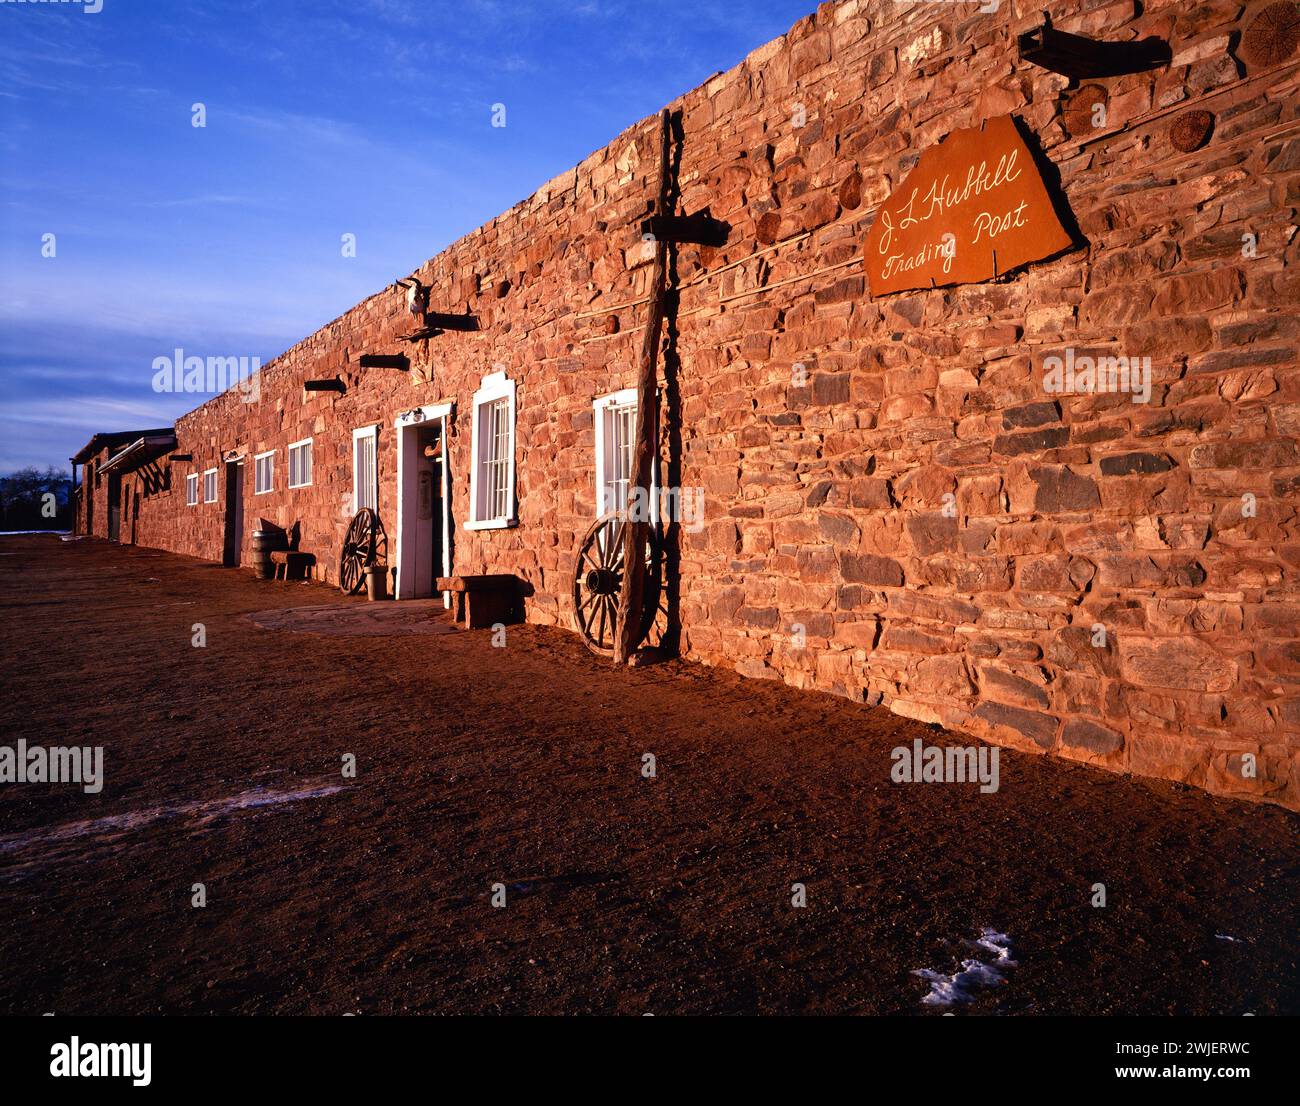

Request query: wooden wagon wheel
[
  {"left": 573, "top": 511, "right": 662, "bottom": 657},
  {"left": 339, "top": 508, "right": 379, "bottom": 595}
]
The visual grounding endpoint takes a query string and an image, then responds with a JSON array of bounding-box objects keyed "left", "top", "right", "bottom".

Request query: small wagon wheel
[
  {"left": 573, "top": 511, "right": 662, "bottom": 657},
  {"left": 339, "top": 508, "right": 378, "bottom": 595}
]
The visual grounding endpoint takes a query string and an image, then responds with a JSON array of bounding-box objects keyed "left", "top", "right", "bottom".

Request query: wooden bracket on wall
[
  {"left": 358, "top": 354, "right": 410, "bottom": 371},
  {"left": 168, "top": 452, "right": 193, "bottom": 462},
  {"left": 1019, "top": 17, "right": 1170, "bottom": 78},
  {"left": 398, "top": 311, "right": 480, "bottom": 343},
  {"left": 639, "top": 210, "right": 730, "bottom": 247},
  {"left": 425, "top": 311, "right": 479, "bottom": 332},
  {"left": 304, "top": 377, "right": 346, "bottom": 393}
]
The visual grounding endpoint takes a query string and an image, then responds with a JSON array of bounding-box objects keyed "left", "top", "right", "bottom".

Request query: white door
[{"left": 395, "top": 406, "right": 453, "bottom": 601}]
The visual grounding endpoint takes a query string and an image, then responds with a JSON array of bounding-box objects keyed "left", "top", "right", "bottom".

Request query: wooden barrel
[{"left": 250, "top": 528, "right": 287, "bottom": 579}]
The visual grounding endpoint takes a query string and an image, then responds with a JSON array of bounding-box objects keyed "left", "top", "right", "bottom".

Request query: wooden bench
[
  {"left": 437, "top": 574, "right": 523, "bottom": 629},
  {"left": 270, "top": 550, "right": 316, "bottom": 581}
]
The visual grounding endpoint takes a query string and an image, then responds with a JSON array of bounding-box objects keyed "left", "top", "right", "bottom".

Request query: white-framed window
[
  {"left": 186, "top": 473, "right": 199, "bottom": 507},
  {"left": 287, "top": 438, "right": 313, "bottom": 489},
  {"left": 254, "top": 450, "right": 275, "bottom": 495},
  {"left": 203, "top": 468, "right": 218, "bottom": 504},
  {"left": 466, "top": 370, "right": 517, "bottom": 530},
  {"left": 352, "top": 425, "right": 379, "bottom": 514},
  {"left": 593, "top": 387, "right": 660, "bottom": 524}
]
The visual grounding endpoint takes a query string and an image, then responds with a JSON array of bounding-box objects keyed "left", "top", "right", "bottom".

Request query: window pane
[
  {"left": 601, "top": 401, "right": 636, "bottom": 515},
  {"left": 477, "top": 397, "right": 510, "bottom": 521},
  {"left": 288, "top": 442, "right": 311, "bottom": 488},
  {"left": 355, "top": 434, "right": 375, "bottom": 511},
  {"left": 494, "top": 399, "right": 507, "bottom": 518}
]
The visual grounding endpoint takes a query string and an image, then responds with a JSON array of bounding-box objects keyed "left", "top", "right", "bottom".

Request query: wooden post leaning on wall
[{"left": 613, "top": 107, "right": 672, "bottom": 665}]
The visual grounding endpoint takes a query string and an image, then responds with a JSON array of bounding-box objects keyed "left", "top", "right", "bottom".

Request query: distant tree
[{"left": 0, "top": 466, "right": 72, "bottom": 531}]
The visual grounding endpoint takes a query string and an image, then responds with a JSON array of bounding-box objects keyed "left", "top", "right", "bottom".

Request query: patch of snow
[
  {"left": 0, "top": 781, "right": 347, "bottom": 881},
  {"left": 966, "top": 928, "right": 1017, "bottom": 965},
  {"left": 914, "top": 927, "right": 1017, "bottom": 1007}
]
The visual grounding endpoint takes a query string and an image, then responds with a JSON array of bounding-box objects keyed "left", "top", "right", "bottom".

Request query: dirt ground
[{"left": 0, "top": 533, "right": 1295, "bottom": 1015}]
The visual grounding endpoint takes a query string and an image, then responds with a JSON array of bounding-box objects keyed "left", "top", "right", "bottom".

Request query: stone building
[
  {"left": 71, "top": 429, "right": 175, "bottom": 543},
  {"left": 73, "top": 0, "right": 1300, "bottom": 809}
]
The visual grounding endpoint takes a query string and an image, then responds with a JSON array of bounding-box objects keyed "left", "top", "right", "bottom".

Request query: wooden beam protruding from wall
[
  {"left": 639, "top": 211, "right": 730, "bottom": 247},
  {"left": 1018, "top": 19, "right": 1170, "bottom": 78},
  {"left": 358, "top": 354, "right": 409, "bottom": 371}
]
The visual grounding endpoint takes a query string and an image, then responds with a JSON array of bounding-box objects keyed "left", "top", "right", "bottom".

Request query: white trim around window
[
  {"left": 593, "top": 387, "right": 658, "bottom": 523},
  {"left": 202, "top": 467, "right": 218, "bottom": 504},
  {"left": 254, "top": 450, "right": 275, "bottom": 496},
  {"left": 465, "top": 370, "right": 517, "bottom": 530},
  {"left": 352, "top": 425, "right": 380, "bottom": 515},
  {"left": 287, "top": 438, "right": 313, "bottom": 489},
  {"left": 186, "top": 472, "right": 199, "bottom": 507}
]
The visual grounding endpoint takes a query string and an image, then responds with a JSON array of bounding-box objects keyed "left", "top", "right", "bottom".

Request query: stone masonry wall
[
  {"left": 130, "top": 0, "right": 1300, "bottom": 809},
  {"left": 77, "top": 449, "right": 128, "bottom": 542}
]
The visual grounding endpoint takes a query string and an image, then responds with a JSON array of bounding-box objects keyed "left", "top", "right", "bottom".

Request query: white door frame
[{"left": 395, "top": 402, "right": 454, "bottom": 602}]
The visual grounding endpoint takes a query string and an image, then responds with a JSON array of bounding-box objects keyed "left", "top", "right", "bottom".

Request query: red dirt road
[{"left": 0, "top": 534, "right": 1295, "bottom": 1015}]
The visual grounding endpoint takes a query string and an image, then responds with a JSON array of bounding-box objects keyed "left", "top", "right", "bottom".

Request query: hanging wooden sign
[{"left": 863, "top": 114, "right": 1072, "bottom": 297}]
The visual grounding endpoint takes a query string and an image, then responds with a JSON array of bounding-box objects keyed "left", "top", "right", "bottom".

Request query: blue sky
[{"left": 0, "top": 0, "right": 814, "bottom": 473}]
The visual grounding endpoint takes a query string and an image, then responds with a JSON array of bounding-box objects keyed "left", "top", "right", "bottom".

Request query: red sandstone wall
[
  {"left": 80, "top": 452, "right": 112, "bottom": 540},
  {"left": 132, "top": 0, "right": 1300, "bottom": 810}
]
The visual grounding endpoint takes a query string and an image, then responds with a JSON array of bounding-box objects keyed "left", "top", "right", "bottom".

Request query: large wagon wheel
[
  {"left": 339, "top": 508, "right": 379, "bottom": 595},
  {"left": 573, "top": 512, "right": 662, "bottom": 657}
]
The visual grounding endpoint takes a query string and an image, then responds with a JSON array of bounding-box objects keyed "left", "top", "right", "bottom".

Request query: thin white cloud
[{"left": 132, "top": 194, "right": 259, "bottom": 209}]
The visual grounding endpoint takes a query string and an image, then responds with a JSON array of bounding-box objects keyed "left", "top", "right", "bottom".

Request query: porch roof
[
  {"left": 71, "top": 428, "right": 174, "bottom": 465},
  {"left": 100, "top": 433, "right": 179, "bottom": 474}
]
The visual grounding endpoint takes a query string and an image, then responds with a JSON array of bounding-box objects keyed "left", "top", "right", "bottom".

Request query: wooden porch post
[{"left": 613, "top": 108, "right": 672, "bottom": 665}]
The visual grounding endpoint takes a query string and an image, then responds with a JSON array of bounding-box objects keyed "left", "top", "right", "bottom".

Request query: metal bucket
[{"left": 365, "top": 564, "right": 388, "bottom": 601}]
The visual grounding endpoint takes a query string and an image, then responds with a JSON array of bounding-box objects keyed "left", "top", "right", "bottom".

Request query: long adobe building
[{"left": 73, "top": 0, "right": 1300, "bottom": 809}]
